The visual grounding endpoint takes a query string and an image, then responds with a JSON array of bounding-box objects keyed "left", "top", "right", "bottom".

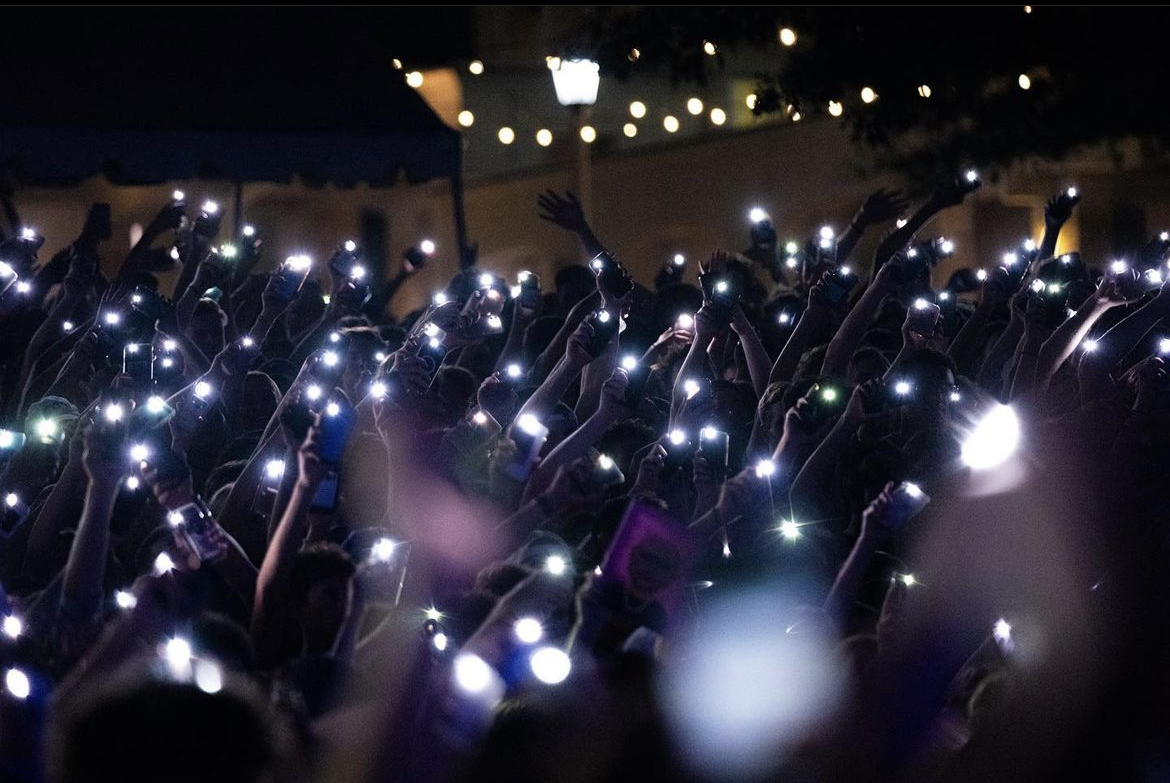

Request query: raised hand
[
  {"left": 477, "top": 373, "right": 518, "bottom": 424},
  {"left": 855, "top": 188, "right": 909, "bottom": 227},
  {"left": 1045, "top": 189, "right": 1080, "bottom": 229},
  {"left": 537, "top": 190, "right": 590, "bottom": 236},
  {"left": 631, "top": 442, "right": 667, "bottom": 499}
]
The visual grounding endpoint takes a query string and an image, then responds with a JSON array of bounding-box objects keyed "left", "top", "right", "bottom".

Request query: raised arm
[
  {"left": 822, "top": 259, "right": 904, "bottom": 378},
  {"left": 833, "top": 188, "right": 908, "bottom": 267},
  {"left": 1038, "top": 189, "right": 1079, "bottom": 265},
  {"left": 537, "top": 190, "right": 607, "bottom": 260}
]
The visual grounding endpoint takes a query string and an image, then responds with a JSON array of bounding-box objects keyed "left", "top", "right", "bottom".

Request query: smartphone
[
  {"left": 885, "top": 481, "right": 932, "bottom": 531},
  {"left": 518, "top": 271, "right": 542, "bottom": 310},
  {"left": 805, "top": 382, "right": 845, "bottom": 424},
  {"left": 129, "top": 396, "right": 175, "bottom": 433},
  {"left": 173, "top": 501, "right": 221, "bottom": 561},
  {"left": 699, "top": 273, "right": 739, "bottom": 327},
  {"left": 823, "top": 268, "right": 857, "bottom": 305},
  {"left": 907, "top": 300, "right": 941, "bottom": 337},
  {"left": 418, "top": 337, "right": 448, "bottom": 379},
  {"left": 329, "top": 240, "right": 361, "bottom": 278},
  {"left": 698, "top": 427, "right": 729, "bottom": 482},
  {"left": 223, "top": 337, "right": 261, "bottom": 376},
  {"left": 192, "top": 201, "right": 222, "bottom": 240},
  {"left": 621, "top": 357, "right": 651, "bottom": 409},
  {"left": 174, "top": 381, "right": 215, "bottom": 433},
  {"left": 661, "top": 430, "right": 692, "bottom": 479},
  {"left": 507, "top": 414, "right": 549, "bottom": 481},
  {"left": 318, "top": 402, "right": 356, "bottom": 465},
  {"left": 590, "top": 251, "right": 634, "bottom": 298},
  {"left": 122, "top": 343, "right": 154, "bottom": 385},
  {"left": 130, "top": 285, "right": 169, "bottom": 322},
  {"left": 590, "top": 453, "right": 626, "bottom": 489},
  {"left": 586, "top": 310, "right": 619, "bottom": 356},
  {"left": 270, "top": 256, "right": 312, "bottom": 303},
  {"left": 0, "top": 429, "right": 27, "bottom": 452}
]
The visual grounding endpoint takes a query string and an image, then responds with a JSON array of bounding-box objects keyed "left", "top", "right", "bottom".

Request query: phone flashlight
[
  {"left": 306, "top": 384, "right": 323, "bottom": 402},
  {"left": 369, "top": 381, "right": 388, "bottom": 398},
  {"left": 1110, "top": 260, "right": 1128, "bottom": 275},
  {"left": 676, "top": 313, "right": 695, "bottom": 330},
  {"left": 0, "top": 430, "right": 25, "bottom": 450},
  {"left": 514, "top": 617, "right": 544, "bottom": 644},
  {"left": 194, "top": 381, "right": 213, "bottom": 399},
  {"left": 504, "top": 363, "right": 524, "bottom": 381},
  {"left": 778, "top": 519, "right": 801, "bottom": 541},
  {"left": 351, "top": 265, "right": 367, "bottom": 280},
  {"left": 0, "top": 614, "right": 20, "bottom": 640},
  {"left": 913, "top": 298, "right": 930, "bottom": 310},
  {"left": 683, "top": 378, "right": 701, "bottom": 399},
  {"left": 976, "top": 269, "right": 988, "bottom": 281},
  {"left": 114, "top": 590, "right": 137, "bottom": 610},
  {"left": 420, "top": 239, "right": 436, "bottom": 255},
  {"left": 749, "top": 207, "right": 768, "bottom": 223},
  {"left": 103, "top": 311, "right": 121, "bottom": 326},
  {"left": 965, "top": 169, "right": 979, "bottom": 183},
  {"left": 172, "top": 190, "right": 185, "bottom": 202},
  {"left": 432, "top": 292, "right": 448, "bottom": 306},
  {"left": 1066, "top": 187, "right": 1078, "bottom": 199},
  {"left": 545, "top": 554, "right": 567, "bottom": 576},
  {"left": 129, "top": 443, "right": 149, "bottom": 463},
  {"left": 104, "top": 404, "right": 125, "bottom": 424},
  {"left": 242, "top": 225, "right": 256, "bottom": 237},
  {"left": 754, "top": 459, "right": 776, "bottom": 478},
  {"left": 265, "top": 459, "right": 285, "bottom": 482},
  {"left": 621, "top": 355, "right": 638, "bottom": 371},
  {"left": 669, "top": 429, "right": 687, "bottom": 447},
  {"left": 33, "top": 418, "right": 57, "bottom": 443},
  {"left": 478, "top": 272, "right": 494, "bottom": 288},
  {"left": 201, "top": 200, "right": 218, "bottom": 215},
  {"left": 671, "top": 253, "right": 685, "bottom": 267},
  {"left": 370, "top": 537, "right": 397, "bottom": 563}
]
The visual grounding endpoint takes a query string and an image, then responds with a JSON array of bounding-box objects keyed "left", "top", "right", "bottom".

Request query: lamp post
[{"left": 551, "top": 58, "right": 600, "bottom": 219}]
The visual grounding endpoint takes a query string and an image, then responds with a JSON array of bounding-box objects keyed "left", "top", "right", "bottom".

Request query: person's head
[
  {"left": 189, "top": 299, "right": 227, "bottom": 360},
  {"left": 234, "top": 372, "right": 281, "bottom": 429},
  {"left": 555, "top": 265, "right": 596, "bottom": 312},
  {"left": 289, "top": 543, "right": 355, "bottom": 656},
  {"left": 848, "top": 347, "right": 891, "bottom": 387},
  {"left": 896, "top": 348, "right": 958, "bottom": 430},
  {"left": 50, "top": 670, "right": 278, "bottom": 783}
]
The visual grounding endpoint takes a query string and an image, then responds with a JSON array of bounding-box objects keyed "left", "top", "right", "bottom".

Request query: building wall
[{"left": 11, "top": 119, "right": 1170, "bottom": 320}]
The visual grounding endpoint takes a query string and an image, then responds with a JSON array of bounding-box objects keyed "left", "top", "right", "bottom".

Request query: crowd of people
[{"left": 0, "top": 175, "right": 1167, "bottom": 783}]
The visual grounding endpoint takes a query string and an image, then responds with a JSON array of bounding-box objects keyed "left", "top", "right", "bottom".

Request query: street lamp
[{"left": 551, "top": 58, "right": 600, "bottom": 218}]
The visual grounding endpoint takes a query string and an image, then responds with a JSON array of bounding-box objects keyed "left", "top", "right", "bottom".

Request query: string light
[
  {"left": 779, "top": 27, "right": 797, "bottom": 47},
  {"left": 709, "top": 107, "right": 727, "bottom": 125},
  {"left": 860, "top": 87, "right": 877, "bottom": 104},
  {"left": 663, "top": 115, "right": 680, "bottom": 133},
  {"left": 536, "top": 128, "right": 553, "bottom": 147},
  {"left": 497, "top": 127, "right": 515, "bottom": 145},
  {"left": 468, "top": 60, "right": 484, "bottom": 75},
  {"left": 623, "top": 123, "right": 638, "bottom": 138},
  {"left": 746, "top": 94, "right": 757, "bottom": 110},
  {"left": 686, "top": 98, "right": 704, "bottom": 115},
  {"left": 405, "top": 71, "right": 424, "bottom": 88},
  {"left": 629, "top": 101, "right": 647, "bottom": 118},
  {"left": 702, "top": 40, "right": 717, "bottom": 56},
  {"left": 1018, "top": 73, "right": 1032, "bottom": 90},
  {"left": 828, "top": 101, "right": 843, "bottom": 117},
  {"left": 457, "top": 110, "right": 474, "bottom": 127},
  {"left": 918, "top": 84, "right": 932, "bottom": 98},
  {"left": 579, "top": 125, "right": 596, "bottom": 143},
  {"left": 790, "top": 111, "right": 802, "bottom": 122}
]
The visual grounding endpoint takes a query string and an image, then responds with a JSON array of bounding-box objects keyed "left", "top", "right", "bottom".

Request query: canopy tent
[{"left": 0, "top": 8, "right": 469, "bottom": 257}]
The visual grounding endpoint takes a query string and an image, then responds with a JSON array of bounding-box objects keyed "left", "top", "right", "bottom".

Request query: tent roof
[{"left": 0, "top": 9, "right": 465, "bottom": 187}]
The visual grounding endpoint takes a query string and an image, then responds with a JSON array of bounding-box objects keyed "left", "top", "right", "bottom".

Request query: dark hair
[
  {"left": 289, "top": 543, "right": 355, "bottom": 604},
  {"left": 193, "top": 612, "right": 256, "bottom": 672}
]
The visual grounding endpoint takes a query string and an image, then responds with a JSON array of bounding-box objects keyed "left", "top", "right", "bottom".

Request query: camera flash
[
  {"left": 104, "top": 404, "right": 124, "bottom": 424},
  {"left": 755, "top": 459, "right": 776, "bottom": 478},
  {"left": 517, "top": 414, "right": 545, "bottom": 437},
  {"left": 545, "top": 555, "right": 567, "bottom": 576},
  {"left": 621, "top": 355, "right": 638, "bottom": 371},
  {"left": 453, "top": 652, "right": 495, "bottom": 694},
  {"left": 130, "top": 443, "right": 149, "bottom": 462},
  {"left": 514, "top": 617, "right": 544, "bottom": 644},
  {"left": 5, "top": 668, "right": 30, "bottom": 700},
  {"left": 749, "top": 207, "right": 768, "bottom": 224},
  {"left": 154, "top": 552, "right": 175, "bottom": 575},
  {"left": 530, "top": 647, "right": 571, "bottom": 685},
  {"left": 420, "top": 239, "right": 436, "bottom": 255},
  {"left": 778, "top": 519, "right": 801, "bottom": 540},
  {"left": 265, "top": 459, "right": 285, "bottom": 481},
  {"left": 683, "top": 379, "right": 700, "bottom": 399},
  {"left": 194, "top": 381, "right": 213, "bottom": 399},
  {"left": 2, "top": 615, "right": 22, "bottom": 639},
  {"left": 371, "top": 538, "right": 396, "bottom": 562},
  {"left": 115, "top": 590, "right": 137, "bottom": 610},
  {"left": 285, "top": 254, "right": 312, "bottom": 272}
]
